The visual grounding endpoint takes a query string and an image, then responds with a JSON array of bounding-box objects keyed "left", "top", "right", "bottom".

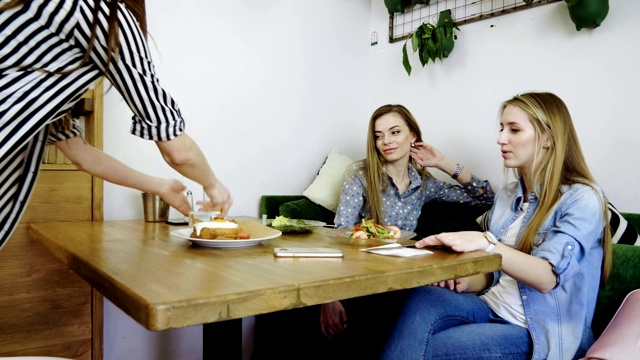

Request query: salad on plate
[{"left": 266, "top": 216, "right": 326, "bottom": 233}]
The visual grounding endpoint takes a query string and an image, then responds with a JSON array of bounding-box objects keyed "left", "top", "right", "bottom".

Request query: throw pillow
[
  {"left": 302, "top": 147, "right": 355, "bottom": 212},
  {"left": 475, "top": 202, "right": 640, "bottom": 246},
  {"left": 609, "top": 203, "right": 640, "bottom": 246}
]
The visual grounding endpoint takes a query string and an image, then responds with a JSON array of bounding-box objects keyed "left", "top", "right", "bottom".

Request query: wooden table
[{"left": 29, "top": 220, "right": 501, "bottom": 332}]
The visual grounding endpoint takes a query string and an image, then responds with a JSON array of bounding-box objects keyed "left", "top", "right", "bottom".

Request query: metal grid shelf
[{"left": 389, "top": 0, "right": 561, "bottom": 43}]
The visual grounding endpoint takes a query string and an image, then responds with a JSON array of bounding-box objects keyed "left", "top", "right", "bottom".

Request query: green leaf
[
  {"left": 418, "top": 45, "right": 426, "bottom": 66},
  {"left": 426, "top": 38, "right": 437, "bottom": 62},
  {"left": 411, "top": 32, "right": 419, "bottom": 53},
  {"left": 436, "top": 27, "right": 446, "bottom": 60},
  {"left": 402, "top": 41, "right": 412, "bottom": 76}
]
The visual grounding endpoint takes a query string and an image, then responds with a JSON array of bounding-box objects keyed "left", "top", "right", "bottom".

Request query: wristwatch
[{"left": 483, "top": 231, "right": 498, "bottom": 253}]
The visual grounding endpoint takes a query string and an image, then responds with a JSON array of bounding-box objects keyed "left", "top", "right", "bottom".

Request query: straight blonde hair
[{"left": 502, "top": 92, "right": 611, "bottom": 282}]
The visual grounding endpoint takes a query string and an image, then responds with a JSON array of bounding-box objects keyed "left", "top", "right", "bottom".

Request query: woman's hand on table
[
  {"left": 416, "top": 231, "right": 488, "bottom": 253},
  {"left": 320, "top": 301, "right": 348, "bottom": 337}
]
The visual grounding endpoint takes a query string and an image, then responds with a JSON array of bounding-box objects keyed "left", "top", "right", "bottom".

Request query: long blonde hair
[
  {"left": 502, "top": 92, "right": 612, "bottom": 282},
  {"left": 1, "top": 0, "right": 147, "bottom": 73},
  {"left": 348, "top": 104, "right": 434, "bottom": 225}
]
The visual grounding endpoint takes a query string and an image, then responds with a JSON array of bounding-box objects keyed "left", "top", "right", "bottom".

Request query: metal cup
[{"left": 142, "top": 192, "right": 169, "bottom": 222}]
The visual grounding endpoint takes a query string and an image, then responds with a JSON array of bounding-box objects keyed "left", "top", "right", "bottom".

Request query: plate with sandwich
[{"left": 171, "top": 218, "right": 282, "bottom": 248}]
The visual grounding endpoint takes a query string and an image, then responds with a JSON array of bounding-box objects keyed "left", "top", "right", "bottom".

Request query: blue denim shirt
[
  {"left": 487, "top": 178, "right": 605, "bottom": 360},
  {"left": 334, "top": 163, "right": 494, "bottom": 230}
]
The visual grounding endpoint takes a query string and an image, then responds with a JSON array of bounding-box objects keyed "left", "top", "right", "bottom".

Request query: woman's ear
[{"left": 542, "top": 135, "right": 552, "bottom": 149}]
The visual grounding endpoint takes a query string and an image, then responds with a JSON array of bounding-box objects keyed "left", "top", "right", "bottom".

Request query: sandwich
[{"left": 190, "top": 217, "right": 249, "bottom": 240}]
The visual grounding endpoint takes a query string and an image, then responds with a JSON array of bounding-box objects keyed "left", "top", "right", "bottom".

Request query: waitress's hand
[
  {"left": 416, "top": 231, "right": 489, "bottom": 253},
  {"left": 197, "top": 181, "right": 233, "bottom": 217},
  {"left": 410, "top": 142, "right": 446, "bottom": 169},
  {"left": 320, "top": 301, "right": 348, "bottom": 337},
  {"left": 159, "top": 179, "right": 190, "bottom": 216}
]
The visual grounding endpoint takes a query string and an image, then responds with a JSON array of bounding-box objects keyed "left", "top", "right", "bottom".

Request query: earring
[{"left": 410, "top": 142, "right": 415, "bottom": 148}]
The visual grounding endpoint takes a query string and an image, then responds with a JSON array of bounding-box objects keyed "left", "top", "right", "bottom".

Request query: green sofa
[{"left": 259, "top": 195, "right": 640, "bottom": 338}]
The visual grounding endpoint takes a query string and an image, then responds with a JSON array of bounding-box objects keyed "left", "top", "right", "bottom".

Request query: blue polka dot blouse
[{"left": 334, "top": 164, "right": 494, "bottom": 231}]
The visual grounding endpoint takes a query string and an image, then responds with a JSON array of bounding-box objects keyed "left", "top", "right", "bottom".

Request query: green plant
[{"left": 402, "top": 9, "right": 459, "bottom": 76}]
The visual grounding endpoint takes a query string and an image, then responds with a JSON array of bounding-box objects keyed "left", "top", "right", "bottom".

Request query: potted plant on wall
[
  {"left": 401, "top": 9, "right": 459, "bottom": 76},
  {"left": 565, "top": 0, "right": 609, "bottom": 31},
  {"left": 384, "top": 0, "right": 431, "bottom": 15},
  {"left": 384, "top": 0, "right": 410, "bottom": 14}
]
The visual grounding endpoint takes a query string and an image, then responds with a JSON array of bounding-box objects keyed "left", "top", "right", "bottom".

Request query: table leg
[{"left": 203, "top": 319, "right": 243, "bottom": 359}]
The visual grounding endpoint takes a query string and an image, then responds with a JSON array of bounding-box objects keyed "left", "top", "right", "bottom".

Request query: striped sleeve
[
  {"left": 74, "top": 0, "right": 186, "bottom": 141},
  {"left": 46, "top": 115, "right": 83, "bottom": 145}
]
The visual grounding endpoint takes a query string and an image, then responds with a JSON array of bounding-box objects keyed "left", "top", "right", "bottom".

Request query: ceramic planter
[{"left": 566, "top": 0, "right": 609, "bottom": 31}]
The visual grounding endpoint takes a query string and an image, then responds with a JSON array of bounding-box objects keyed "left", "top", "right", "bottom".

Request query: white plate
[{"left": 170, "top": 227, "right": 282, "bottom": 248}]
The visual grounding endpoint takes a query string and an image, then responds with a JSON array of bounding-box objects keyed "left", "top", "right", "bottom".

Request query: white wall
[
  {"left": 101, "top": 0, "right": 640, "bottom": 359},
  {"left": 102, "top": 1, "right": 371, "bottom": 359},
  {"left": 368, "top": 0, "right": 640, "bottom": 210}
]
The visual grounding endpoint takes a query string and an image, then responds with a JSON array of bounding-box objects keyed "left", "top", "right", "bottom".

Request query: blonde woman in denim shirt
[{"left": 382, "top": 92, "right": 612, "bottom": 360}]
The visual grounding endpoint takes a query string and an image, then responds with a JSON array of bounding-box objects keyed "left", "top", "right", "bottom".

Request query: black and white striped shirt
[{"left": 0, "top": 0, "right": 185, "bottom": 249}]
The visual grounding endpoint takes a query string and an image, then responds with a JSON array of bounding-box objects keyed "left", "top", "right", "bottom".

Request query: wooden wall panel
[
  {"left": 21, "top": 171, "right": 93, "bottom": 223},
  {"left": 0, "top": 226, "right": 92, "bottom": 359},
  {"left": 0, "top": 171, "right": 94, "bottom": 359}
]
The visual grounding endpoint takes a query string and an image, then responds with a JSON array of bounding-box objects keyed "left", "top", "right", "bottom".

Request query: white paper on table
[{"left": 359, "top": 243, "right": 433, "bottom": 257}]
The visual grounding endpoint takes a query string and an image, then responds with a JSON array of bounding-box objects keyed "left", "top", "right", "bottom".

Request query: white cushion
[{"left": 303, "top": 147, "right": 354, "bottom": 212}]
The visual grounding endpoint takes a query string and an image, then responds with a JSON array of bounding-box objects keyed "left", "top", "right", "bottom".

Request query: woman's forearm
[
  {"left": 56, "top": 137, "right": 164, "bottom": 192},
  {"left": 55, "top": 137, "right": 191, "bottom": 215},
  {"left": 155, "top": 133, "right": 232, "bottom": 215},
  {"left": 495, "top": 243, "right": 557, "bottom": 293}
]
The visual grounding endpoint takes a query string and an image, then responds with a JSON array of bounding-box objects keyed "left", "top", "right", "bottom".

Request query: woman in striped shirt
[{"left": 0, "top": 0, "right": 232, "bottom": 250}]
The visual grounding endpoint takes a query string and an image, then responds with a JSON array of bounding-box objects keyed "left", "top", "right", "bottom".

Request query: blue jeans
[{"left": 382, "top": 286, "right": 532, "bottom": 360}]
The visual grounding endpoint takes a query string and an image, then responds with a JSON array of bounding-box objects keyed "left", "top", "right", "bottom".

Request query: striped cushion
[
  {"left": 609, "top": 203, "right": 640, "bottom": 246},
  {"left": 475, "top": 202, "right": 639, "bottom": 246}
]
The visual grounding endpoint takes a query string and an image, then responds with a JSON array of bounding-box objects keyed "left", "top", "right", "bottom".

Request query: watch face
[{"left": 484, "top": 232, "right": 497, "bottom": 244}]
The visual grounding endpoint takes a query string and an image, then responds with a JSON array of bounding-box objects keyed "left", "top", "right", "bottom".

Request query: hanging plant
[
  {"left": 565, "top": 0, "right": 609, "bottom": 31},
  {"left": 401, "top": 9, "right": 459, "bottom": 76}
]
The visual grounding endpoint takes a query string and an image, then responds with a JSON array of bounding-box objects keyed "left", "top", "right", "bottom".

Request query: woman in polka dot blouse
[
  {"left": 320, "top": 104, "right": 495, "bottom": 347},
  {"left": 334, "top": 104, "right": 494, "bottom": 231}
]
